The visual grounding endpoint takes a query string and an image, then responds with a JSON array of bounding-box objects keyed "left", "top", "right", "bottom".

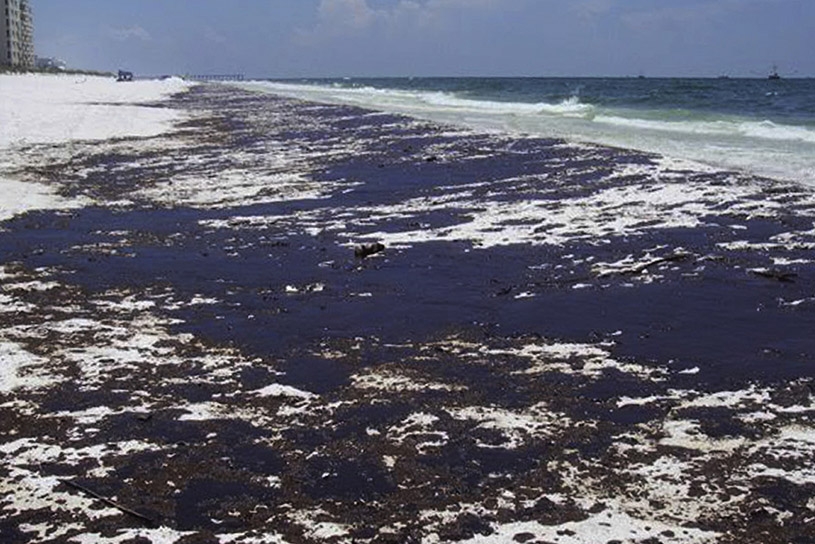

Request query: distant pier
[{"left": 186, "top": 74, "right": 246, "bottom": 82}]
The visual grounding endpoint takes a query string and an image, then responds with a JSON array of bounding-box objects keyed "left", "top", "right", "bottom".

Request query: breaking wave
[{"left": 243, "top": 79, "right": 815, "bottom": 184}]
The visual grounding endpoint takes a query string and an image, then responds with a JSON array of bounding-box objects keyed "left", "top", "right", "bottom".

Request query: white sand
[{"left": 0, "top": 73, "right": 191, "bottom": 221}]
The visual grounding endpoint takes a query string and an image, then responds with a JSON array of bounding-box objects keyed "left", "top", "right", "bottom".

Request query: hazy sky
[{"left": 32, "top": 0, "right": 814, "bottom": 78}]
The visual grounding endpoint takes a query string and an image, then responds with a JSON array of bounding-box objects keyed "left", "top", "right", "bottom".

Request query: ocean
[{"left": 246, "top": 77, "right": 815, "bottom": 185}]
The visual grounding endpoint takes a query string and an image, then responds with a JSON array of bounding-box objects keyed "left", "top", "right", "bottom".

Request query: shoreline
[
  {"left": 1, "top": 80, "right": 815, "bottom": 543},
  {"left": 242, "top": 78, "right": 815, "bottom": 186}
]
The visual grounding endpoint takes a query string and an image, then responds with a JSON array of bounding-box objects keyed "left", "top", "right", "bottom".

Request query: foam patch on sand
[
  {"left": 458, "top": 507, "right": 720, "bottom": 544},
  {"left": 488, "top": 340, "right": 667, "bottom": 381},
  {"left": 388, "top": 412, "right": 449, "bottom": 453},
  {"left": 0, "top": 437, "right": 161, "bottom": 530},
  {"left": 198, "top": 148, "right": 814, "bottom": 264},
  {"left": 68, "top": 527, "right": 195, "bottom": 544},
  {"left": 446, "top": 403, "right": 568, "bottom": 449},
  {"left": 333, "top": 165, "right": 782, "bottom": 249},
  {"left": 352, "top": 367, "right": 465, "bottom": 393}
]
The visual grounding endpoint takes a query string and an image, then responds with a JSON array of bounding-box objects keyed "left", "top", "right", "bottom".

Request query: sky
[{"left": 32, "top": 0, "right": 815, "bottom": 78}]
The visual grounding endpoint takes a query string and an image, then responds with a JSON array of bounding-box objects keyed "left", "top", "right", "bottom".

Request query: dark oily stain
[
  {"left": 99, "top": 413, "right": 265, "bottom": 451},
  {"left": 770, "top": 381, "right": 814, "bottom": 407},
  {"left": 5, "top": 173, "right": 815, "bottom": 389},
  {"left": 355, "top": 242, "right": 386, "bottom": 258},
  {"left": 753, "top": 478, "right": 815, "bottom": 514},
  {"left": 300, "top": 457, "right": 395, "bottom": 501},
  {"left": 0, "top": 521, "right": 27, "bottom": 544},
  {"left": 436, "top": 512, "right": 495, "bottom": 541},
  {"left": 278, "top": 355, "right": 351, "bottom": 395},
  {"left": 224, "top": 443, "right": 285, "bottom": 475},
  {"left": 39, "top": 383, "right": 134, "bottom": 414},
  {"left": 675, "top": 406, "right": 761, "bottom": 439},
  {"left": 175, "top": 479, "right": 276, "bottom": 531},
  {"left": 331, "top": 401, "right": 414, "bottom": 441},
  {"left": 603, "top": 404, "right": 666, "bottom": 425},
  {"left": 419, "top": 443, "right": 545, "bottom": 491},
  {"left": 107, "top": 414, "right": 212, "bottom": 445},
  {"left": 577, "top": 370, "right": 659, "bottom": 402},
  {"left": 239, "top": 365, "right": 279, "bottom": 391}
]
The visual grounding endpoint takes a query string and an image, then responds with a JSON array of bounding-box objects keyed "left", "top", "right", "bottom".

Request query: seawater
[{"left": 244, "top": 77, "right": 815, "bottom": 186}]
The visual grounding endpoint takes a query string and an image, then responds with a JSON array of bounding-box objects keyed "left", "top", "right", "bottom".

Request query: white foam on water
[
  {"left": 593, "top": 114, "right": 815, "bottom": 145},
  {"left": 178, "top": 402, "right": 229, "bottom": 421},
  {"left": 744, "top": 463, "right": 815, "bottom": 485},
  {"left": 677, "top": 386, "right": 772, "bottom": 410},
  {"left": 216, "top": 532, "right": 291, "bottom": 544},
  {"left": 287, "top": 508, "right": 351, "bottom": 542}
]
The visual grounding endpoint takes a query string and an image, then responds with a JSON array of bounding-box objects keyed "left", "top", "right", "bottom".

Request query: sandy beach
[{"left": 1, "top": 75, "right": 815, "bottom": 543}]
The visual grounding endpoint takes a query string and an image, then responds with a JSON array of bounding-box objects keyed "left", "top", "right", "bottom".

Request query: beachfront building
[{"left": 1, "top": 0, "right": 34, "bottom": 68}]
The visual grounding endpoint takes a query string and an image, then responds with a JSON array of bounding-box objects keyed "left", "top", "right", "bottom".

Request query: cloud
[
  {"left": 296, "top": 0, "right": 505, "bottom": 44},
  {"left": 619, "top": 0, "right": 778, "bottom": 31},
  {"left": 572, "top": 0, "right": 615, "bottom": 19},
  {"left": 105, "top": 25, "right": 152, "bottom": 42},
  {"left": 318, "top": 0, "right": 376, "bottom": 30},
  {"left": 203, "top": 26, "right": 227, "bottom": 45}
]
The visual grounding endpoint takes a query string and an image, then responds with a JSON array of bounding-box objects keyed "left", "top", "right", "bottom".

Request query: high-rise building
[{"left": 1, "top": 0, "right": 35, "bottom": 68}]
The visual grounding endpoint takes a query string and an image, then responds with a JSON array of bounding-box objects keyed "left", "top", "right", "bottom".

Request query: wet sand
[{"left": 1, "top": 84, "right": 814, "bottom": 543}]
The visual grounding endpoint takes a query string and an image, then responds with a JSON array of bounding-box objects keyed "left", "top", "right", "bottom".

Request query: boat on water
[{"left": 768, "top": 65, "right": 781, "bottom": 80}]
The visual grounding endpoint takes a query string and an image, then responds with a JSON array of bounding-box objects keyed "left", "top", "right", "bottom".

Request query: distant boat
[{"left": 768, "top": 65, "right": 781, "bottom": 80}]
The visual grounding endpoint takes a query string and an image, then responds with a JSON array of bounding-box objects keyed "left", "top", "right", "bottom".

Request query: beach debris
[
  {"left": 495, "top": 285, "right": 515, "bottom": 297},
  {"left": 751, "top": 268, "right": 797, "bottom": 283},
  {"left": 285, "top": 283, "right": 325, "bottom": 294},
  {"left": 354, "top": 242, "right": 385, "bottom": 259},
  {"left": 596, "top": 251, "right": 691, "bottom": 278},
  {"left": 624, "top": 252, "right": 690, "bottom": 275},
  {"left": 62, "top": 479, "right": 155, "bottom": 526}
]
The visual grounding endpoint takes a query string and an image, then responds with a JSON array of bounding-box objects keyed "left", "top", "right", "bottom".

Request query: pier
[{"left": 186, "top": 74, "right": 245, "bottom": 82}]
